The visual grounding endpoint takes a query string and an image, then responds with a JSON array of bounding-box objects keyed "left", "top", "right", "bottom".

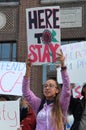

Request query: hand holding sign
[
  {"left": 56, "top": 49, "right": 65, "bottom": 68},
  {"left": 25, "top": 59, "right": 32, "bottom": 77}
]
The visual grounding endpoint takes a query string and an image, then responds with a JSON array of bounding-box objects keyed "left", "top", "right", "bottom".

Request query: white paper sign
[
  {"left": 0, "top": 61, "right": 26, "bottom": 96},
  {"left": 0, "top": 101, "right": 20, "bottom": 130},
  {"left": 57, "top": 41, "right": 86, "bottom": 83},
  {"left": 72, "top": 83, "right": 83, "bottom": 98},
  {"left": 26, "top": 6, "right": 61, "bottom": 64}
]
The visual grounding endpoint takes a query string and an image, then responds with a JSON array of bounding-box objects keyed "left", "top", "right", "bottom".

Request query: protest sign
[
  {"left": 0, "top": 61, "right": 25, "bottom": 96},
  {"left": 0, "top": 100, "right": 20, "bottom": 130},
  {"left": 26, "top": 6, "right": 61, "bottom": 64},
  {"left": 57, "top": 41, "right": 86, "bottom": 83},
  {"left": 72, "top": 83, "right": 83, "bottom": 98}
]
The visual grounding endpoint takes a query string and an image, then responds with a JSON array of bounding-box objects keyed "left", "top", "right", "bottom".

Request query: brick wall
[
  {"left": 0, "top": 6, "right": 19, "bottom": 41},
  {"left": 18, "top": 0, "right": 43, "bottom": 97}
]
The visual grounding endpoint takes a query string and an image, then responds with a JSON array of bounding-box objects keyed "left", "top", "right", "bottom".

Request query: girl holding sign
[{"left": 22, "top": 49, "right": 71, "bottom": 130}]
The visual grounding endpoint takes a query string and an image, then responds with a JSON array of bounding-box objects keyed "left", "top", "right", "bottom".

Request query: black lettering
[
  {"left": 35, "top": 33, "right": 42, "bottom": 43},
  {"left": 53, "top": 9, "right": 59, "bottom": 28},
  {"left": 45, "top": 9, "right": 52, "bottom": 28},
  {"left": 28, "top": 11, "right": 37, "bottom": 29},
  {"left": 38, "top": 10, "right": 45, "bottom": 28}
]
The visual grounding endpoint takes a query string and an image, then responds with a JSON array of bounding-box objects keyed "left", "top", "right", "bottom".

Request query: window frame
[{"left": 0, "top": 41, "right": 17, "bottom": 61}]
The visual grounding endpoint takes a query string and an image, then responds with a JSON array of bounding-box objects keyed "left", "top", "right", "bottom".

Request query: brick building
[{"left": 0, "top": 0, "right": 86, "bottom": 97}]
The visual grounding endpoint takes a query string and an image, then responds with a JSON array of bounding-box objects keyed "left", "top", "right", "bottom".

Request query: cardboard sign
[
  {"left": 26, "top": 6, "right": 61, "bottom": 64},
  {"left": 0, "top": 100, "right": 20, "bottom": 130},
  {"left": 0, "top": 61, "right": 25, "bottom": 96}
]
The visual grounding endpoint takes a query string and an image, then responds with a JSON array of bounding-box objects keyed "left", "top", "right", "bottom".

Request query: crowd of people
[{"left": 0, "top": 49, "right": 86, "bottom": 130}]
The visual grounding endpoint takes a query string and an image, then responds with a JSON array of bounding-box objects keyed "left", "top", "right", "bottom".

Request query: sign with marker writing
[
  {"left": 57, "top": 41, "right": 86, "bottom": 83},
  {"left": 0, "top": 61, "right": 25, "bottom": 96},
  {"left": 26, "top": 6, "right": 61, "bottom": 64},
  {"left": 0, "top": 101, "right": 20, "bottom": 130},
  {"left": 72, "top": 83, "right": 83, "bottom": 98}
]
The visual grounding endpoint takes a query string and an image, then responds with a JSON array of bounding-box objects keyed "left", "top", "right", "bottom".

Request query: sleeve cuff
[{"left": 61, "top": 66, "right": 67, "bottom": 71}]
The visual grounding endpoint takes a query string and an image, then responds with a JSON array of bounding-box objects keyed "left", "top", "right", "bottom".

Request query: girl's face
[{"left": 43, "top": 79, "right": 59, "bottom": 100}]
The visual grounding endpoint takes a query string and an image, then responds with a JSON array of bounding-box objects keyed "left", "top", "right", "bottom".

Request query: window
[{"left": 0, "top": 42, "right": 16, "bottom": 61}]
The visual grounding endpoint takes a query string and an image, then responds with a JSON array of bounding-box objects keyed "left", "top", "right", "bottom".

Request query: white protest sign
[
  {"left": 0, "top": 61, "right": 26, "bottom": 96},
  {"left": 0, "top": 100, "right": 20, "bottom": 130},
  {"left": 57, "top": 41, "right": 86, "bottom": 83},
  {"left": 72, "top": 83, "right": 83, "bottom": 98},
  {"left": 26, "top": 6, "right": 61, "bottom": 64}
]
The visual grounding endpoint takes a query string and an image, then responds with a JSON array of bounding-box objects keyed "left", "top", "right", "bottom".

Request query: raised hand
[
  {"left": 25, "top": 59, "right": 32, "bottom": 77},
  {"left": 56, "top": 49, "right": 65, "bottom": 67}
]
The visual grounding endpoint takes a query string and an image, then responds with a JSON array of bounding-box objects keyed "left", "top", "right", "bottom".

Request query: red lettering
[
  {"left": 10, "top": 72, "right": 23, "bottom": 92},
  {"left": 42, "top": 44, "right": 50, "bottom": 62},
  {"left": 74, "top": 86, "right": 82, "bottom": 98},
  {"left": 28, "top": 43, "right": 59, "bottom": 63},
  {"left": 28, "top": 45, "right": 37, "bottom": 62},
  {"left": 35, "top": 44, "right": 42, "bottom": 62},
  {"left": 49, "top": 43, "right": 59, "bottom": 62}
]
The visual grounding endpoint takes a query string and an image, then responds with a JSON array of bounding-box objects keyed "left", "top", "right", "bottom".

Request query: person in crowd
[
  {"left": 69, "top": 83, "right": 86, "bottom": 130},
  {"left": 19, "top": 96, "right": 36, "bottom": 130},
  {"left": 22, "top": 49, "right": 71, "bottom": 130}
]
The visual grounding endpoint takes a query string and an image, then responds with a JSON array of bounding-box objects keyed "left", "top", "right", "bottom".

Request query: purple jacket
[{"left": 22, "top": 69, "right": 70, "bottom": 130}]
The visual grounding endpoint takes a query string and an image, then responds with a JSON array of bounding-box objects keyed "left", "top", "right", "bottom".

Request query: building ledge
[{"left": 0, "top": 2, "right": 19, "bottom": 6}]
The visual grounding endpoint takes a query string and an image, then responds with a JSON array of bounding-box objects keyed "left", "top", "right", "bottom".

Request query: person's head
[
  {"left": 20, "top": 96, "right": 30, "bottom": 109},
  {"left": 20, "top": 97, "right": 30, "bottom": 122},
  {"left": 81, "top": 83, "right": 86, "bottom": 97},
  {"left": 43, "top": 79, "right": 60, "bottom": 100},
  {"left": 42, "top": 79, "right": 63, "bottom": 129}
]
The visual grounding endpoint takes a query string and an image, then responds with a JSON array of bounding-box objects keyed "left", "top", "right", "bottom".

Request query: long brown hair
[{"left": 51, "top": 92, "right": 63, "bottom": 130}]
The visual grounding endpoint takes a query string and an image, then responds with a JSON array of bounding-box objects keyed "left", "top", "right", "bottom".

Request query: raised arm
[
  {"left": 56, "top": 49, "right": 71, "bottom": 123},
  {"left": 22, "top": 59, "right": 41, "bottom": 114}
]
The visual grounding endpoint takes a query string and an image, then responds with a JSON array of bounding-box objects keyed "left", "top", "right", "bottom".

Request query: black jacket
[{"left": 69, "top": 96, "right": 85, "bottom": 130}]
